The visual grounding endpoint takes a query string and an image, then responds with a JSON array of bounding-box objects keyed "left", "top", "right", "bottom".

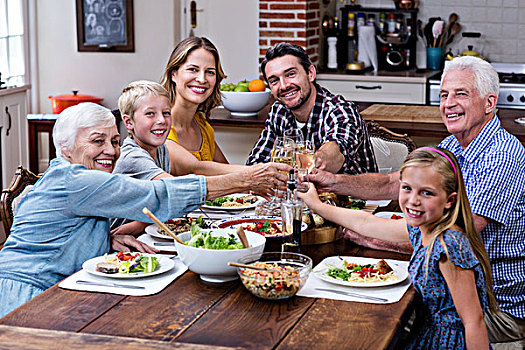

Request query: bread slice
[{"left": 96, "top": 262, "right": 119, "bottom": 274}]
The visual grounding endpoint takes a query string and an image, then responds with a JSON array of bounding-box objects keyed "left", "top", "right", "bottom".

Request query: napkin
[
  {"left": 358, "top": 25, "right": 379, "bottom": 71},
  {"left": 59, "top": 255, "right": 187, "bottom": 296},
  {"left": 366, "top": 199, "right": 392, "bottom": 207},
  {"left": 138, "top": 232, "right": 176, "bottom": 252},
  {"left": 297, "top": 257, "right": 411, "bottom": 304}
]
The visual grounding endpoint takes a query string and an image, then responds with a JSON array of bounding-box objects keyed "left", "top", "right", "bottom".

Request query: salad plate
[
  {"left": 202, "top": 193, "right": 262, "bottom": 211},
  {"left": 145, "top": 224, "right": 173, "bottom": 240},
  {"left": 374, "top": 212, "right": 405, "bottom": 220},
  {"left": 214, "top": 215, "right": 308, "bottom": 237},
  {"left": 313, "top": 256, "right": 408, "bottom": 288},
  {"left": 82, "top": 253, "right": 175, "bottom": 279}
]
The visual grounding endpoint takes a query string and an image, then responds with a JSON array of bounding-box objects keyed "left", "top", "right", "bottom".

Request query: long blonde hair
[
  {"left": 400, "top": 147, "right": 498, "bottom": 312},
  {"left": 160, "top": 37, "right": 226, "bottom": 118}
]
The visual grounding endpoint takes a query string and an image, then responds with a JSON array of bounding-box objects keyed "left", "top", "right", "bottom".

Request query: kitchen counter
[
  {"left": 0, "top": 84, "right": 31, "bottom": 97},
  {"left": 209, "top": 105, "right": 525, "bottom": 142},
  {"left": 317, "top": 68, "right": 439, "bottom": 83}
]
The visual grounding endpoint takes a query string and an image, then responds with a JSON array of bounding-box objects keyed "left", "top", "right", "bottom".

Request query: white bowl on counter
[
  {"left": 221, "top": 89, "right": 271, "bottom": 117},
  {"left": 174, "top": 228, "right": 266, "bottom": 283}
]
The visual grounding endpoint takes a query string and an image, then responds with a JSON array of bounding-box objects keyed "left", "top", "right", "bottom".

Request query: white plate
[
  {"left": 214, "top": 215, "right": 308, "bottom": 237},
  {"left": 145, "top": 224, "right": 174, "bottom": 240},
  {"left": 202, "top": 194, "right": 262, "bottom": 211},
  {"left": 374, "top": 212, "right": 405, "bottom": 219},
  {"left": 82, "top": 253, "right": 175, "bottom": 279},
  {"left": 313, "top": 256, "right": 408, "bottom": 288},
  {"left": 514, "top": 117, "right": 525, "bottom": 124}
]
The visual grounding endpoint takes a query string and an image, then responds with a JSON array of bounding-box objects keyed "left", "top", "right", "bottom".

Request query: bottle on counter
[
  {"left": 379, "top": 12, "right": 386, "bottom": 34},
  {"left": 406, "top": 16, "right": 412, "bottom": 38},
  {"left": 357, "top": 12, "right": 365, "bottom": 27},
  {"left": 347, "top": 12, "right": 355, "bottom": 37},
  {"left": 366, "top": 13, "right": 376, "bottom": 27},
  {"left": 395, "top": 14, "right": 403, "bottom": 34},
  {"left": 327, "top": 36, "right": 338, "bottom": 69},
  {"left": 387, "top": 13, "right": 396, "bottom": 34}
]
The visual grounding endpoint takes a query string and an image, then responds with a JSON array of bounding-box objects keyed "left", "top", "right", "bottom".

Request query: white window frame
[{"left": 0, "top": 0, "right": 30, "bottom": 88}]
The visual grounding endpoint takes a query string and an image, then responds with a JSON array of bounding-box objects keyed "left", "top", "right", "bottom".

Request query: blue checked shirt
[
  {"left": 440, "top": 116, "right": 525, "bottom": 319},
  {"left": 246, "top": 83, "right": 378, "bottom": 174}
]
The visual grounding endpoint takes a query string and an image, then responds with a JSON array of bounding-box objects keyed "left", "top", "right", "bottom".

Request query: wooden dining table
[{"left": 0, "top": 228, "right": 415, "bottom": 350}]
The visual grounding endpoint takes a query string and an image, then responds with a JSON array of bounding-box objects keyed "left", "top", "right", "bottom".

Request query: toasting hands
[{"left": 244, "top": 162, "right": 291, "bottom": 200}]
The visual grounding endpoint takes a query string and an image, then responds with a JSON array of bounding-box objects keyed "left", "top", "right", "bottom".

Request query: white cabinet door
[
  {"left": 180, "top": 0, "right": 259, "bottom": 83},
  {"left": 316, "top": 79, "right": 426, "bottom": 104},
  {"left": 0, "top": 91, "right": 28, "bottom": 188}
]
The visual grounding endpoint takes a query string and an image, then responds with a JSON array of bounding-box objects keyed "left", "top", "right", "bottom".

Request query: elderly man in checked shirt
[
  {"left": 309, "top": 56, "right": 525, "bottom": 348},
  {"left": 246, "top": 43, "right": 377, "bottom": 175}
]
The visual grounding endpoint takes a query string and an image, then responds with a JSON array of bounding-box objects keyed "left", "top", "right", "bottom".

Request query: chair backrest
[
  {"left": 0, "top": 166, "right": 41, "bottom": 245},
  {"left": 367, "top": 121, "right": 416, "bottom": 173}
]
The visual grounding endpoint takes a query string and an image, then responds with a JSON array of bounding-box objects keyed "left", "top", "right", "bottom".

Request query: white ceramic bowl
[
  {"left": 174, "top": 228, "right": 266, "bottom": 283},
  {"left": 221, "top": 89, "right": 271, "bottom": 117}
]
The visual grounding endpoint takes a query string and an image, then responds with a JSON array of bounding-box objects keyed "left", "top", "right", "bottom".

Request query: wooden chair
[
  {"left": 0, "top": 166, "right": 41, "bottom": 245},
  {"left": 366, "top": 121, "right": 417, "bottom": 173}
]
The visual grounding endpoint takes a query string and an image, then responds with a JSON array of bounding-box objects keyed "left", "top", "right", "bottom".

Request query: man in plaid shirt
[{"left": 246, "top": 43, "right": 377, "bottom": 174}]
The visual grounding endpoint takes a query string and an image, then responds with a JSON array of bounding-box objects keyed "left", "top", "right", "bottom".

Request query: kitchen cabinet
[
  {"left": 0, "top": 86, "right": 30, "bottom": 189},
  {"left": 317, "top": 70, "right": 435, "bottom": 104}
]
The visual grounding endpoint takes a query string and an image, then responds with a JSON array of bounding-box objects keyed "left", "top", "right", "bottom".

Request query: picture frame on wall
[{"left": 76, "top": 0, "right": 134, "bottom": 52}]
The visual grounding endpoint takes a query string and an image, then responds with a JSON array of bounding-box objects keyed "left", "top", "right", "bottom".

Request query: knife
[
  {"left": 315, "top": 288, "right": 388, "bottom": 302},
  {"left": 76, "top": 280, "right": 146, "bottom": 290},
  {"left": 153, "top": 242, "right": 175, "bottom": 246}
]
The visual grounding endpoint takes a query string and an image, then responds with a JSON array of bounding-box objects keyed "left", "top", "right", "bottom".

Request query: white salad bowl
[
  {"left": 221, "top": 89, "right": 271, "bottom": 117},
  {"left": 174, "top": 228, "right": 266, "bottom": 283}
]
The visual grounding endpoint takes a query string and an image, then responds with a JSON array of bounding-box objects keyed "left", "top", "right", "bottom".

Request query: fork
[{"left": 315, "top": 288, "right": 388, "bottom": 302}]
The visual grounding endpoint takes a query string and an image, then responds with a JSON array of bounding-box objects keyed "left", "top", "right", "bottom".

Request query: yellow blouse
[{"left": 167, "top": 112, "right": 216, "bottom": 161}]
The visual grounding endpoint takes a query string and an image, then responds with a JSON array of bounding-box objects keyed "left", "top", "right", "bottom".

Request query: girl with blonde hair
[{"left": 298, "top": 147, "right": 497, "bottom": 349}]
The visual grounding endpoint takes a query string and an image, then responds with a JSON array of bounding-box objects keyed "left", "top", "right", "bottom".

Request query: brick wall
[{"left": 258, "top": 0, "right": 321, "bottom": 67}]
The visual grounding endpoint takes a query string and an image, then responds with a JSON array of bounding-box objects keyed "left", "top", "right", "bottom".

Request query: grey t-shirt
[{"left": 110, "top": 137, "right": 171, "bottom": 229}]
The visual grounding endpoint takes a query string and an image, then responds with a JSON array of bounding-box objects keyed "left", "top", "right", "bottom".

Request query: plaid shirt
[
  {"left": 440, "top": 116, "right": 525, "bottom": 319},
  {"left": 246, "top": 83, "right": 377, "bottom": 174}
]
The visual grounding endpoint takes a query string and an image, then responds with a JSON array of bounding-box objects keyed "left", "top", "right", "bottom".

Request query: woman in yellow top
[{"left": 161, "top": 37, "right": 244, "bottom": 175}]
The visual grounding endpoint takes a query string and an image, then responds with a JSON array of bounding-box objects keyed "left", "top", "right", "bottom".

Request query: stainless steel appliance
[{"left": 429, "top": 62, "right": 525, "bottom": 109}]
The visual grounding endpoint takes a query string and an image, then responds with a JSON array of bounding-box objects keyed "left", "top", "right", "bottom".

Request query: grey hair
[
  {"left": 53, "top": 102, "right": 115, "bottom": 157},
  {"left": 441, "top": 56, "right": 499, "bottom": 97}
]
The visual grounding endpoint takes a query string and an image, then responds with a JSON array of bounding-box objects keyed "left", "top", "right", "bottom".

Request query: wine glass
[
  {"left": 295, "top": 140, "right": 315, "bottom": 191},
  {"left": 255, "top": 137, "right": 287, "bottom": 216},
  {"left": 284, "top": 129, "right": 304, "bottom": 151}
]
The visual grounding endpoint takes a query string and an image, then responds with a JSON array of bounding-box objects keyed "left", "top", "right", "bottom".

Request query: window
[{"left": 0, "top": 0, "right": 27, "bottom": 86}]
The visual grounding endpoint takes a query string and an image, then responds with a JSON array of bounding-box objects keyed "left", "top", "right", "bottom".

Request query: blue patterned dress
[{"left": 405, "top": 226, "right": 490, "bottom": 349}]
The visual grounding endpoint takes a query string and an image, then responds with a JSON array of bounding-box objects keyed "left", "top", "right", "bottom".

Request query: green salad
[
  {"left": 205, "top": 196, "right": 234, "bottom": 207},
  {"left": 186, "top": 224, "right": 244, "bottom": 250}
]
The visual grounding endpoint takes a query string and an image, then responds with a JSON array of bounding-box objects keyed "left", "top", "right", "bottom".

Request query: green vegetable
[
  {"left": 195, "top": 216, "right": 211, "bottom": 229},
  {"left": 344, "top": 198, "right": 366, "bottom": 210},
  {"left": 205, "top": 196, "right": 234, "bottom": 207},
  {"left": 118, "top": 255, "right": 159, "bottom": 274},
  {"left": 186, "top": 226, "right": 243, "bottom": 250},
  {"left": 133, "top": 255, "right": 159, "bottom": 273}
]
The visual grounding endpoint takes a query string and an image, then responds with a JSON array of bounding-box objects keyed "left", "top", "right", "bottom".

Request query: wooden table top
[{"left": 0, "top": 240, "right": 415, "bottom": 349}]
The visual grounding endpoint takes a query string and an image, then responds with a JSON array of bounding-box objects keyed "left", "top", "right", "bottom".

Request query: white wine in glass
[{"left": 295, "top": 140, "right": 315, "bottom": 193}]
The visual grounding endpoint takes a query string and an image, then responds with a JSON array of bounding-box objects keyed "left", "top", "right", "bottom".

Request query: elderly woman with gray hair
[{"left": 0, "top": 102, "right": 281, "bottom": 318}]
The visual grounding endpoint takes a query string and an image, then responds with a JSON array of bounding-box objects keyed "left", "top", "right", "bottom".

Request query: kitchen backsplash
[{"left": 339, "top": 0, "right": 525, "bottom": 63}]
